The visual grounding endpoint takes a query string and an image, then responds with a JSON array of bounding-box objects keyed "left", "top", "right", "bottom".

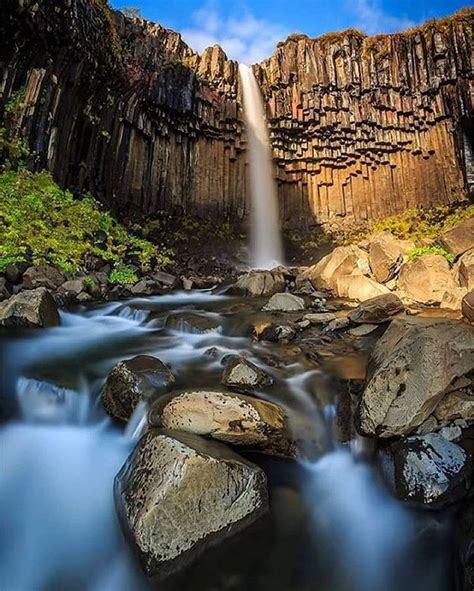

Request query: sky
[{"left": 109, "top": 0, "right": 471, "bottom": 64}]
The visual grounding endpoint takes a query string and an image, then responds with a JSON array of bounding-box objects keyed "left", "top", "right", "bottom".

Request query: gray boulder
[
  {"left": 22, "top": 265, "right": 65, "bottom": 290},
  {"left": 114, "top": 429, "right": 268, "bottom": 578},
  {"left": 222, "top": 356, "right": 273, "bottom": 391},
  {"left": 103, "top": 355, "right": 175, "bottom": 421},
  {"left": 358, "top": 317, "right": 474, "bottom": 438},
  {"left": 262, "top": 292, "right": 305, "bottom": 312},
  {"left": 165, "top": 312, "right": 221, "bottom": 334},
  {"left": 232, "top": 270, "right": 285, "bottom": 297},
  {"left": 0, "top": 287, "right": 60, "bottom": 328},
  {"left": 381, "top": 434, "right": 471, "bottom": 508}
]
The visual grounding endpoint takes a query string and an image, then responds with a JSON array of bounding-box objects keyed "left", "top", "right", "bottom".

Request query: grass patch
[
  {"left": 407, "top": 245, "right": 455, "bottom": 265},
  {"left": 108, "top": 266, "right": 138, "bottom": 284},
  {"left": 0, "top": 168, "right": 173, "bottom": 274}
]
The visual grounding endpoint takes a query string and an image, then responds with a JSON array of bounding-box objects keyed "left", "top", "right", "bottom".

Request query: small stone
[
  {"left": 262, "top": 293, "right": 305, "bottom": 312},
  {"left": 439, "top": 425, "right": 463, "bottom": 442},
  {"left": 221, "top": 355, "right": 273, "bottom": 391},
  {"left": 303, "top": 312, "right": 336, "bottom": 325}
]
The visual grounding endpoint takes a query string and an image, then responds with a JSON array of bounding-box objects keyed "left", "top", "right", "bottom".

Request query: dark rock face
[
  {"left": 103, "top": 355, "right": 175, "bottom": 421},
  {"left": 1, "top": 2, "right": 472, "bottom": 230},
  {"left": 0, "top": 287, "right": 60, "bottom": 327},
  {"left": 114, "top": 429, "right": 268, "bottom": 579},
  {"left": 381, "top": 434, "right": 471, "bottom": 508}
]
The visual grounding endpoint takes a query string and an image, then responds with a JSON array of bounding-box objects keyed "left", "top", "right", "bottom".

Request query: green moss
[
  {"left": 108, "top": 266, "right": 138, "bottom": 284},
  {"left": 0, "top": 168, "right": 173, "bottom": 274},
  {"left": 407, "top": 245, "right": 455, "bottom": 265}
]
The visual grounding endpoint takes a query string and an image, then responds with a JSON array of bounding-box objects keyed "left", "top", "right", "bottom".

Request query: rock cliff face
[{"left": 1, "top": 1, "right": 473, "bottom": 230}]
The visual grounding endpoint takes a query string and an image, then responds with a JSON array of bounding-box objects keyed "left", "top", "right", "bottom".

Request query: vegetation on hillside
[{"left": 0, "top": 167, "right": 173, "bottom": 275}]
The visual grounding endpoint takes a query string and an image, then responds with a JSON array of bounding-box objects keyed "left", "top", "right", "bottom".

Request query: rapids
[{"left": 0, "top": 290, "right": 453, "bottom": 590}]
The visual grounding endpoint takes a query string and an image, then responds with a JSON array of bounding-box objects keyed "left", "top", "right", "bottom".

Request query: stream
[{"left": 0, "top": 289, "right": 455, "bottom": 591}]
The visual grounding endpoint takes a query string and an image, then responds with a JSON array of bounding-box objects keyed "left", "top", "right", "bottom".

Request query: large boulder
[
  {"left": 221, "top": 356, "right": 273, "bottom": 392},
  {"left": 348, "top": 293, "right": 405, "bottom": 324},
  {"left": 103, "top": 355, "right": 175, "bottom": 422},
  {"left": 456, "top": 249, "right": 474, "bottom": 290},
  {"left": 434, "top": 389, "right": 474, "bottom": 423},
  {"left": 358, "top": 317, "right": 474, "bottom": 438},
  {"left": 21, "top": 265, "right": 65, "bottom": 290},
  {"left": 150, "top": 390, "right": 295, "bottom": 457},
  {"left": 381, "top": 434, "right": 471, "bottom": 508},
  {"left": 398, "top": 255, "right": 457, "bottom": 305},
  {"left": 439, "top": 217, "right": 474, "bottom": 257},
  {"left": 262, "top": 292, "right": 305, "bottom": 312},
  {"left": 296, "top": 245, "right": 369, "bottom": 292},
  {"left": 0, "top": 287, "right": 60, "bottom": 328},
  {"left": 368, "top": 232, "right": 413, "bottom": 283},
  {"left": 232, "top": 270, "right": 285, "bottom": 297},
  {"left": 336, "top": 275, "right": 390, "bottom": 301},
  {"left": 462, "top": 290, "right": 474, "bottom": 324},
  {"left": 115, "top": 430, "right": 268, "bottom": 578}
]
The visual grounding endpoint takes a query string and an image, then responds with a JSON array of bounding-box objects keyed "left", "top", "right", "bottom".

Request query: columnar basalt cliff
[
  {"left": 256, "top": 14, "right": 474, "bottom": 228},
  {"left": 1, "top": 1, "right": 473, "bottom": 230}
]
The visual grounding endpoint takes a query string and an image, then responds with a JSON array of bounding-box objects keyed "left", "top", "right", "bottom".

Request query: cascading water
[{"left": 239, "top": 63, "right": 284, "bottom": 269}]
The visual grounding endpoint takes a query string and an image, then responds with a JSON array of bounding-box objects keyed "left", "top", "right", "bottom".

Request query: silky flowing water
[{"left": 0, "top": 290, "right": 454, "bottom": 590}]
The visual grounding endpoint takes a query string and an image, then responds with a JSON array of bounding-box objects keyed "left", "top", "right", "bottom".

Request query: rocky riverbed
[{"left": 0, "top": 264, "right": 473, "bottom": 590}]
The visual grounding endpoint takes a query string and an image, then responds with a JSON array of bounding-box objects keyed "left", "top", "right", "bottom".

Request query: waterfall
[{"left": 239, "top": 64, "right": 284, "bottom": 269}]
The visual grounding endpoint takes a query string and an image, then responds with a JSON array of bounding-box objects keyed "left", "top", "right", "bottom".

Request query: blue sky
[{"left": 110, "top": 0, "right": 470, "bottom": 63}]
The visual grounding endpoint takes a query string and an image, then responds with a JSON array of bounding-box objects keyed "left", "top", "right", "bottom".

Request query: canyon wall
[{"left": 0, "top": 1, "right": 473, "bottom": 230}]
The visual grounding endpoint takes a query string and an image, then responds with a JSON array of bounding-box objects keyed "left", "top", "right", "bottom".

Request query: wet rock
[
  {"left": 0, "top": 287, "right": 60, "bottom": 328},
  {"left": 348, "top": 293, "right": 405, "bottom": 324},
  {"left": 152, "top": 270, "right": 177, "bottom": 288},
  {"left": 325, "top": 317, "right": 351, "bottom": 332},
  {"left": 165, "top": 312, "right": 221, "bottom": 334},
  {"left": 303, "top": 312, "right": 336, "bottom": 325},
  {"left": 462, "top": 290, "right": 474, "bottom": 324},
  {"left": 336, "top": 275, "right": 390, "bottom": 301},
  {"left": 103, "top": 355, "right": 175, "bottom": 422},
  {"left": 455, "top": 249, "right": 474, "bottom": 290},
  {"left": 130, "top": 278, "right": 160, "bottom": 296},
  {"left": 262, "top": 293, "right": 305, "bottom": 312},
  {"left": 457, "top": 502, "right": 474, "bottom": 591},
  {"left": 358, "top": 317, "right": 474, "bottom": 438},
  {"left": 368, "top": 232, "right": 413, "bottom": 283},
  {"left": 232, "top": 270, "right": 285, "bottom": 297},
  {"left": 182, "top": 277, "right": 193, "bottom": 290},
  {"left": 151, "top": 390, "right": 294, "bottom": 457},
  {"left": 259, "top": 323, "right": 296, "bottom": 343},
  {"left": 439, "top": 424, "right": 463, "bottom": 442},
  {"left": 114, "top": 429, "right": 268, "bottom": 579},
  {"left": 221, "top": 356, "right": 273, "bottom": 391},
  {"left": 398, "top": 255, "right": 457, "bottom": 305},
  {"left": 381, "top": 434, "right": 471, "bottom": 508},
  {"left": 21, "top": 265, "right": 65, "bottom": 290},
  {"left": 0, "top": 278, "right": 12, "bottom": 302},
  {"left": 4, "top": 262, "right": 27, "bottom": 284},
  {"left": 296, "top": 245, "right": 369, "bottom": 292},
  {"left": 440, "top": 217, "right": 474, "bottom": 257}
]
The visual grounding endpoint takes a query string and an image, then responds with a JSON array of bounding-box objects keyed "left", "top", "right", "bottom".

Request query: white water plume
[{"left": 239, "top": 63, "right": 284, "bottom": 269}]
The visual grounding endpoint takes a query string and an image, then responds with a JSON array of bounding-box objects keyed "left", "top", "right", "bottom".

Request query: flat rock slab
[
  {"left": 115, "top": 429, "right": 268, "bottom": 578},
  {"left": 303, "top": 312, "right": 336, "bottom": 325},
  {"left": 0, "top": 287, "right": 60, "bottom": 328},
  {"left": 348, "top": 293, "right": 405, "bottom": 324},
  {"left": 150, "top": 389, "right": 295, "bottom": 457}
]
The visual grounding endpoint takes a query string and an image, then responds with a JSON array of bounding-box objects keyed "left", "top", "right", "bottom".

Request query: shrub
[
  {"left": 0, "top": 168, "right": 173, "bottom": 273},
  {"left": 407, "top": 245, "right": 455, "bottom": 265},
  {"left": 108, "top": 266, "right": 138, "bottom": 284}
]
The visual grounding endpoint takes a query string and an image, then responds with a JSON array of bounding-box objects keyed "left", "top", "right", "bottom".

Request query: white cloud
[
  {"left": 350, "top": 0, "right": 415, "bottom": 34},
  {"left": 180, "top": 0, "right": 288, "bottom": 64}
]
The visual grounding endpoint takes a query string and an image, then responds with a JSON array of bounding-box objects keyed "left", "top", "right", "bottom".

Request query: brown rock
[
  {"left": 461, "top": 290, "right": 474, "bottom": 323},
  {"left": 336, "top": 275, "right": 390, "bottom": 301},
  {"left": 439, "top": 217, "right": 474, "bottom": 257},
  {"left": 221, "top": 356, "right": 273, "bottom": 392},
  {"left": 368, "top": 233, "right": 413, "bottom": 283},
  {"left": 22, "top": 265, "right": 65, "bottom": 290},
  {"left": 150, "top": 390, "right": 295, "bottom": 457},
  {"left": 348, "top": 293, "right": 405, "bottom": 324},
  {"left": 455, "top": 248, "right": 474, "bottom": 289},
  {"left": 398, "top": 255, "right": 457, "bottom": 305}
]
